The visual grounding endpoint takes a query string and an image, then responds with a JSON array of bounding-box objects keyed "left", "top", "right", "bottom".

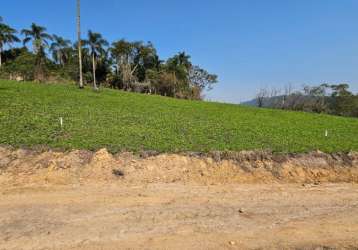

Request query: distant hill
[
  {"left": 241, "top": 98, "right": 258, "bottom": 106},
  {"left": 0, "top": 80, "right": 357, "bottom": 153},
  {"left": 241, "top": 96, "right": 284, "bottom": 107}
]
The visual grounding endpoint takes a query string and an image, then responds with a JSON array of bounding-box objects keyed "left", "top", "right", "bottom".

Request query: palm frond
[
  {"left": 21, "top": 29, "right": 32, "bottom": 36},
  {"left": 41, "top": 33, "right": 53, "bottom": 41},
  {"left": 22, "top": 37, "right": 31, "bottom": 45}
]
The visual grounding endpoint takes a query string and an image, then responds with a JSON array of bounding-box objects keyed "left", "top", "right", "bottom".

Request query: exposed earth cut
[{"left": 0, "top": 147, "right": 358, "bottom": 249}]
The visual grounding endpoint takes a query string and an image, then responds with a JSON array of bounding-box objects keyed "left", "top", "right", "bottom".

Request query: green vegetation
[
  {"left": 255, "top": 83, "right": 358, "bottom": 118},
  {"left": 0, "top": 16, "right": 218, "bottom": 100},
  {"left": 1, "top": 80, "right": 357, "bottom": 153}
]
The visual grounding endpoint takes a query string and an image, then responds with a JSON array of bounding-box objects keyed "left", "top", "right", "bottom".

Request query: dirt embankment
[
  {"left": 0, "top": 146, "right": 357, "bottom": 186},
  {"left": 1, "top": 147, "right": 358, "bottom": 249}
]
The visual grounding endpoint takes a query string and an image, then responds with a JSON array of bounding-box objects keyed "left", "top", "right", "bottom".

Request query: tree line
[
  {"left": 0, "top": 17, "right": 218, "bottom": 100},
  {"left": 255, "top": 83, "right": 358, "bottom": 117}
]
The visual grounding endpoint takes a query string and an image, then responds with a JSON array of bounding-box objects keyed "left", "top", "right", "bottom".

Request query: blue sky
[{"left": 2, "top": 0, "right": 358, "bottom": 102}]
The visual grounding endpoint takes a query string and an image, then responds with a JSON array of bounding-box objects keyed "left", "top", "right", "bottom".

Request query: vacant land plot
[
  {"left": 1, "top": 81, "right": 358, "bottom": 249},
  {"left": 1, "top": 183, "right": 358, "bottom": 250},
  {"left": 0, "top": 145, "right": 358, "bottom": 249},
  {"left": 0, "top": 80, "right": 357, "bottom": 153}
]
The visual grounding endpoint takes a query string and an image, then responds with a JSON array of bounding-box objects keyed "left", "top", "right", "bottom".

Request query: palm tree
[
  {"left": 50, "top": 35, "right": 71, "bottom": 66},
  {"left": 21, "top": 23, "right": 52, "bottom": 56},
  {"left": 84, "top": 30, "right": 108, "bottom": 90},
  {"left": 0, "top": 21, "right": 20, "bottom": 67},
  {"left": 77, "top": 0, "right": 84, "bottom": 88},
  {"left": 166, "top": 52, "right": 192, "bottom": 91},
  {"left": 176, "top": 52, "right": 192, "bottom": 70},
  {"left": 21, "top": 23, "right": 52, "bottom": 81}
]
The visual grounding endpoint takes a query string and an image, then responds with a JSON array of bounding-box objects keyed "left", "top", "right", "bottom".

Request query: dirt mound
[{"left": 0, "top": 146, "right": 358, "bottom": 186}]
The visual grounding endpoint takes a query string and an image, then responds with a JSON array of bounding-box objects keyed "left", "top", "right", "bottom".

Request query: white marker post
[
  {"left": 325, "top": 130, "right": 328, "bottom": 137},
  {"left": 60, "top": 117, "right": 63, "bottom": 129}
]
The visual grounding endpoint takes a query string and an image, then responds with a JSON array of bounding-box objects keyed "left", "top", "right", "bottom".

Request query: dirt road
[
  {"left": 1, "top": 183, "right": 358, "bottom": 250},
  {"left": 1, "top": 147, "right": 358, "bottom": 249}
]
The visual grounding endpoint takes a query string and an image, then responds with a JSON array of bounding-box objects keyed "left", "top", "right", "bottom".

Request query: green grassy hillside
[{"left": 0, "top": 80, "right": 357, "bottom": 153}]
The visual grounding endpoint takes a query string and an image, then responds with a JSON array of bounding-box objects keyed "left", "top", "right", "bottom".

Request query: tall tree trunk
[
  {"left": 92, "top": 53, "right": 98, "bottom": 90},
  {"left": 57, "top": 51, "right": 62, "bottom": 66},
  {"left": 35, "top": 49, "right": 45, "bottom": 82},
  {"left": 0, "top": 47, "right": 2, "bottom": 68},
  {"left": 77, "top": 0, "right": 84, "bottom": 88}
]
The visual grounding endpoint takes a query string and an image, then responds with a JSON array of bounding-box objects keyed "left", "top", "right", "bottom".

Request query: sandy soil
[
  {"left": 1, "top": 147, "right": 358, "bottom": 249},
  {"left": 1, "top": 183, "right": 358, "bottom": 250}
]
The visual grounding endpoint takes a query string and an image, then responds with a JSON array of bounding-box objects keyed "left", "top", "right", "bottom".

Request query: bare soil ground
[{"left": 1, "top": 147, "right": 358, "bottom": 249}]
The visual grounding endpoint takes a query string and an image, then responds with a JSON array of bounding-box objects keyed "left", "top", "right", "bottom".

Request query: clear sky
[{"left": 2, "top": 0, "right": 358, "bottom": 102}]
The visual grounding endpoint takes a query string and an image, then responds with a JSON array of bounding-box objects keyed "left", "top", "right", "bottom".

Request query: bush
[{"left": 1, "top": 51, "right": 36, "bottom": 81}]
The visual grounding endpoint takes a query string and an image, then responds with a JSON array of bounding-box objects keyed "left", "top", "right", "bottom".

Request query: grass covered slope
[{"left": 0, "top": 80, "right": 357, "bottom": 153}]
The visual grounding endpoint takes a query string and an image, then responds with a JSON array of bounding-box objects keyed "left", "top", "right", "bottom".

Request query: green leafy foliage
[
  {"left": 0, "top": 80, "right": 357, "bottom": 153},
  {"left": 0, "top": 50, "right": 36, "bottom": 80},
  {"left": 1, "top": 18, "right": 218, "bottom": 100},
  {"left": 255, "top": 84, "right": 358, "bottom": 118}
]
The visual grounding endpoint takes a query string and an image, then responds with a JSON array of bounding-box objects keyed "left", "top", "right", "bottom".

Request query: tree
[
  {"left": 166, "top": 52, "right": 192, "bottom": 83},
  {"left": 189, "top": 66, "right": 217, "bottom": 91},
  {"left": 328, "top": 84, "right": 356, "bottom": 116},
  {"left": 111, "top": 40, "right": 138, "bottom": 90},
  {"left": 256, "top": 88, "right": 268, "bottom": 107},
  {"left": 165, "top": 52, "right": 193, "bottom": 95},
  {"left": 21, "top": 23, "right": 52, "bottom": 55},
  {"left": 77, "top": 0, "right": 84, "bottom": 88},
  {"left": 169, "top": 52, "right": 192, "bottom": 71},
  {"left": 133, "top": 41, "right": 159, "bottom": 82},
  {"left": 0, "top": 20, "right": 20, "bottom": 67},
  {"left": 1, "top": 50, "right": 36, "bottom": 80},
  {"left": 83, "top": 30, "right": 108, "bottom": 90},
  {"left": 50, "top": 35, "right": 71, "bottom": 66},
  {"left": 146, "top": 69, "right": 177, "bottom": 97},
  {"left": 330, "top": 84, "right": 352, "bottom": 97},
  {"left": 0, "top": 17, "right": 220, "bottom": 99},
  {"left": 21, "top": 23, "right": 52, "bottom": 80}
]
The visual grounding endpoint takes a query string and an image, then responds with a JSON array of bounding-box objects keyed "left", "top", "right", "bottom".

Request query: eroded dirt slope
[
  {"left": 1, "top": 147, "right": 358, "bottom": 250},
  {"left": 1, "top": 146, "right": 358, "bottom": 186}
]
